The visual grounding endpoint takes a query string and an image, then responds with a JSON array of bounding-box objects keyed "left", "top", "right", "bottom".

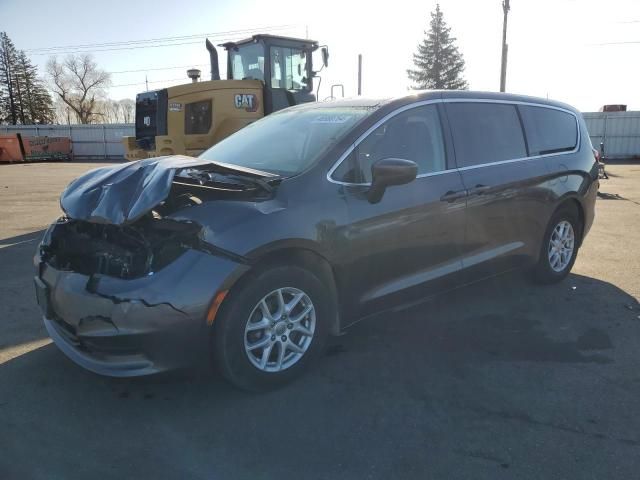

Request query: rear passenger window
[
  {"left": 519, "top": 105, "right": 577, "bottom": 156},
  {"left": 446, "top": 102, "right": 527, "bottom": 167},
  {"left": 332, "top": 104, "right": 446, "bottom": 183}
]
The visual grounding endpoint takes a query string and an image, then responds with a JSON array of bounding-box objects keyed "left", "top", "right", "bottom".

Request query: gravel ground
[{"left": 0, "top": 160, "right": 639, "bottom": 479}]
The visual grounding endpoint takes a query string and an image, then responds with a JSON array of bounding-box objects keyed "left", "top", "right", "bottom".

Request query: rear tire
[
  {"left": 532, "top": 206, "right": 582, "bottom": 284},
  {"left": 213, "top": 265, "right": 332, "bottom": 391}
]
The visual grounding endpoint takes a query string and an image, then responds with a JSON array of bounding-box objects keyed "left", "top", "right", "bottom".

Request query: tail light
[{"left": 592, "top": 147, "right": 601, "bottom": 162}]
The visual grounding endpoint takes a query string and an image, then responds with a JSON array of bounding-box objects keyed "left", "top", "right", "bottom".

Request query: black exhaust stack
[{"left": 205, "top": 39, "right": 221, "bottom": 81}]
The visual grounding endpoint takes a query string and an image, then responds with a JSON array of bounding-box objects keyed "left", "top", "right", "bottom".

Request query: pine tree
[
  {"left": 407, "top": 4, "right": 468, "bottom": 90},
  {"left": 0, "top": 33, "right": 53, "bottom": 124},
  {"left": 0, "top": 32, "right": 20, "bottom": 124},
  {"left": 15, "top": 51, "right": 54, "bottom": 123}
]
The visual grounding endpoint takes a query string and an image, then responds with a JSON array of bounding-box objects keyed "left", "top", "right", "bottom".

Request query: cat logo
[
  {"left": 234, "top": 94, "right": 258, "bottom": 112},
  {"left": 143, "top": 116, "right": 151, "bottom": 127}
]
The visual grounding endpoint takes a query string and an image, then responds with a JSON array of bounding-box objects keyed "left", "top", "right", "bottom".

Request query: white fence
[
  {"left": 3, "top": 114, "right": 640, "bottom": 161},
  {"left": 583, "top": 111, "right": 640, "bottom": 159},
  {"left": 0, "top": 124, "right": 134, "bottom": 160}
]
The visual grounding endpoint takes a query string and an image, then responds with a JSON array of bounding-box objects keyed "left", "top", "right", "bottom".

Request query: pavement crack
[
  {"left": 453, "top": 448, "right": 510, "bottom": 468},
  {"left": 463, "top": 405, "right": 640, "bottom": 447}
]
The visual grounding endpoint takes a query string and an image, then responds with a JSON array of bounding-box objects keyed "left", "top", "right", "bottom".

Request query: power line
[
  {"left": 28, "top": 24, "right": 296, "bottom": 51},
  {"left": 110, "top": 77, "right": 188, "bottom": 88},
  {"left": 31, "top": 40, "right": 205, "bottom": 56},
  {"left": 590, "top": 40, "right": 640, "bottom": 46},
  {"left": 28, "top": 25, "right": 298, "bottom": 55},
  {"left": 107, "top": 63, "right": 209, "bottom": 74}
]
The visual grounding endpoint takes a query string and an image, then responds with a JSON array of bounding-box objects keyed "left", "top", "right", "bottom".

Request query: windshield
[
  {"left": 229, "top": 43, "right": 265, "bottom": 81},
  {"left": 199, "top": 106, "right": 375, "bottom": 176}
]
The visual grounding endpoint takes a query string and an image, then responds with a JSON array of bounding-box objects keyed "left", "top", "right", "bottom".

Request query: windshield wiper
[
  {"left": 235, "top": 175, "right": 274, "bottom": 193},
  {"left": 185, "top": 170, "right": 275, "bottom": 193}
]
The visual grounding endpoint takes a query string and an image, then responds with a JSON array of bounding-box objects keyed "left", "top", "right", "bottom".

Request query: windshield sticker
[
  {"left": 169, "top": 102, "right": 182, "bottom": 112},
  {"left": 311, "top": 115, "right": 351, "bottom": 124}
]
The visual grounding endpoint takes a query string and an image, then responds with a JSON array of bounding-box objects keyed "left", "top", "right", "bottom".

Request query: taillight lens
[{"left": 592, "top": 148, "right": 601, "bottom": 162}]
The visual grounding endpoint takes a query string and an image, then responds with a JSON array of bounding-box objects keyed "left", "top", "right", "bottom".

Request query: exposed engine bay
[
  {"left": 40, "top": 215, "right": 201, "bottom": 280},
  {"left": 41, "top": 156, "right": 278, "bottom": 280}
]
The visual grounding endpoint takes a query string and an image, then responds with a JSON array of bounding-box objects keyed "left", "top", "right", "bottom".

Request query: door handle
[
  {"left": 468, "top": 184, "right": 492, "bottom": 195},
  {"left": 440, "top": 189, "right": 468, "bottom": 203}
]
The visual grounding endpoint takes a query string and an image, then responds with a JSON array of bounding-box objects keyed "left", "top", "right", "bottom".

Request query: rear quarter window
[
  {"left": 445, "top": 102, "right": 527, "bottom": 167},
  {"left": 518, "top": 105, "right": 578, "bottom": 155}
]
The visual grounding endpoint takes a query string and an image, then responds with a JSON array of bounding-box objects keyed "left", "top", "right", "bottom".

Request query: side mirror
[
  {"left": 367, "top": 158, "right": 418, "bottom": 204},
  {"left": 321, "top": 46, "right": 329, "bottom": 68}
]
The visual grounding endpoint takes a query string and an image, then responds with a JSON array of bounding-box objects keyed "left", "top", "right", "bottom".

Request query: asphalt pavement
[{"left": 1, "top": 161, "right": 639, "bottom": 479}]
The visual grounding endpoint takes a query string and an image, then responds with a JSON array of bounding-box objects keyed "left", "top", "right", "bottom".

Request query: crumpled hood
[{"left": 60, "top": 155, "right": 212, "bottom": 225}]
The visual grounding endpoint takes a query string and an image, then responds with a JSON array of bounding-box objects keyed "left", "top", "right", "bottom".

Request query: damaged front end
[
  {"left": 40, "top": 215, "right": 203, "bottom": 280},
  {"left": 34, "top": 156, "right": 270, "bottom": 376}
]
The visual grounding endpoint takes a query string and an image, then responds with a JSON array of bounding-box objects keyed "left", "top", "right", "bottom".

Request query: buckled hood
[{"left": 60, "top": 156, "right": 214, "bottom": 225}]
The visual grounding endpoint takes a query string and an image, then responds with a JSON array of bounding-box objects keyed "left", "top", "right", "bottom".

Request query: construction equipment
[{"left": 123, "top": 34, "right": 329, "bottom": 160}]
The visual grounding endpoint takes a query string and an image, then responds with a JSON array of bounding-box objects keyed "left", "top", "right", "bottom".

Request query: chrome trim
[
  {"left": 456, "top": 149, "right": 576, "bottom": 172},
  {"left": 327, "top": 97, "right": 581, "bottom": 186},
  {"left": 326, "top": 99, "right": 445, "bottom": 186},
  {"left": 440, "top": 97, "right": 578, "bottom": 115},
  {"left": 442, "top": 98, "right": 581, "bottom": 170}
]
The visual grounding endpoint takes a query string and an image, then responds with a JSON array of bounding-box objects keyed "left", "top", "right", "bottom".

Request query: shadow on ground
[
  {"left": 1, "top": 267, "right": 639, "bottom": 479},
  {"left": 0, "top": 230, "right": 48, "bottom": 349},
  {"left": 597, "top": 190, "right": 640, "bottom": 206}
]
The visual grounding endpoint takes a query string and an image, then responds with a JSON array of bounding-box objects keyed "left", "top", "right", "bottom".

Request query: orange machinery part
[
  {"left": 0, "top": 134, "right": 25, "bottom": 162},
  {"left": 0, "top": 134, "right": 72, "bottom": 162}
]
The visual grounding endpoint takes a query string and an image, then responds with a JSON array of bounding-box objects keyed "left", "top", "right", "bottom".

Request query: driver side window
[{"left": 332, "top": 104, "right": 446, "bottom": 183}]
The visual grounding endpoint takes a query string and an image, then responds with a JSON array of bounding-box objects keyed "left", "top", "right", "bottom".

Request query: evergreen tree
[
  {"left": 407, "top": 4, "right": 468, "bottom": 90},
  {"left": 0, "top": 32, "right": 20, "bottom": 124},
  {"left": 15, "top": 51, "right": 54, "bottom": 123},
  {"left": 0, "top": 32, "right": 53, "bottom": 124}
]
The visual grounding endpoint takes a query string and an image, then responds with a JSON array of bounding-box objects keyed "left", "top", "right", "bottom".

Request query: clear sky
[{"left": 1, "top": 0, "right": 639, "bottom": 111}]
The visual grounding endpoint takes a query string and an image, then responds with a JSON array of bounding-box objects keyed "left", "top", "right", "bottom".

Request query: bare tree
[
  {"left": 107, "top": 99, "right": 121, "bottom": 123},
  {"left": 52, "top": 97, "right": 76, "bottom": 124},
  {"left": 119, "top": 98, "right": 135, "bottom": 123},
  {"left": 46, "top": 54, "right": 110, "bottom": 124}
]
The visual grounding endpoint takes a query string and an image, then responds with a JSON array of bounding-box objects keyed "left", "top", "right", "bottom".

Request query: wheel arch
[
  {"left": 215, "top": 243, "right": 344, "bottom": 336},
  {"left": 252, "top": 247, "right": 342, "bottom": 335},
  {"left": 553, "top": 195, "right": 585, "bottom": 246}
]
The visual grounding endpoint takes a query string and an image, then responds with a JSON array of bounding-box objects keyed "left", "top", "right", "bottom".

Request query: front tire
[
  {"left": 213, "top": 265, "right": 332, "bottom": 391},
  {"left": 532, "top": 206, "right": 582, "bottom": 284}
]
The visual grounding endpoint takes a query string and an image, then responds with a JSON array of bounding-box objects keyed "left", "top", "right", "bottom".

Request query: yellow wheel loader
[{"left": 123, "top": 34, "right": 329, "bottom": 160}]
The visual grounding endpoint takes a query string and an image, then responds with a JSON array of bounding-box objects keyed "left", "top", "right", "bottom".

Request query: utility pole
[
  {"left": 145, "top": 75, "right": 149, "bottom": 92},
  {"left": 499, "top": 0, "right": 510, "bottom": 92},
  {"left": 357, "top": 54, "right": 362, "bottom": 96}
]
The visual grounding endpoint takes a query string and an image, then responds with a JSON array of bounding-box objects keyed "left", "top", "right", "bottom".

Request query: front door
[{"left": 333, "top": 103, "right": 467, "bottom": 315}]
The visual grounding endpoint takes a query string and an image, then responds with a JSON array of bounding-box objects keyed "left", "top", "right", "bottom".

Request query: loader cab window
[
  {"left": 270, "top": 46, "right": 308, "bottom": 91},
  {"left": 229, "top": 43, "right": 265, "bottom": 82},
  {"left": 185, "top": 100, "right": 212, "bottom": 134}
]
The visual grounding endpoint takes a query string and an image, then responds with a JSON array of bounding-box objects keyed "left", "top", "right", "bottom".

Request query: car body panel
[
  {"left": 34, "top": 248, "right": 249, "bottom": 376},
  {"left": 35, "top": 90, "right": 598, "bottom": 377},
  {"left": 339, "top": 169, "right": 467, "bottom": 315}
]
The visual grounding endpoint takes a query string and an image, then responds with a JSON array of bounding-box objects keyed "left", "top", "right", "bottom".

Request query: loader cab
[{"left": 222, "top": 35, "right": 322, "bottom": 114}]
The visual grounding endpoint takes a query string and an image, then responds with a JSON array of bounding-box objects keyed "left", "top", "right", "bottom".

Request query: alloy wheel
[
  {"left": 244, "top": 287, "right": 316, "bottom": 372},
  {"left": 547, "top": 220, "right": 575, "bottom": 272}
]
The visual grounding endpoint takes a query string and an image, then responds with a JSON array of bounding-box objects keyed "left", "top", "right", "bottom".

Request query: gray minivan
[{"left": 35, "top": 91, "right": 598, "bottom": 390}]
